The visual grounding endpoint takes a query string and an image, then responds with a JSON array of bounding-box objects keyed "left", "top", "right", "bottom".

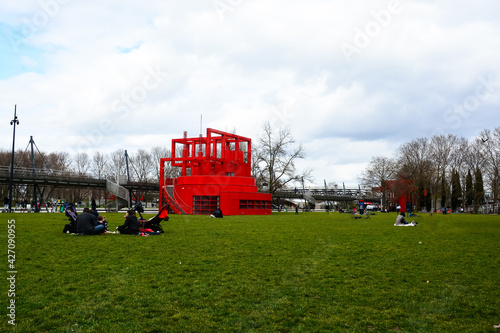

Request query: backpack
[{"left": 63, "top": 221, "right": 77, "bottom": 234}]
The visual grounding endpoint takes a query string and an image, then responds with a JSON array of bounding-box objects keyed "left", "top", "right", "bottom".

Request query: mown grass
[{"left": 1, "top": 211, "right": 499, "bottom": 332}]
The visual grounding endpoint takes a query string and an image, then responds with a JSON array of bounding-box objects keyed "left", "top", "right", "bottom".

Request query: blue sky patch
[
  {"left": 0, "top": 23, "right": 44, "bottom": 79},
  {"left": 117, "top": 43, "right": 142, "bottom": 54}
]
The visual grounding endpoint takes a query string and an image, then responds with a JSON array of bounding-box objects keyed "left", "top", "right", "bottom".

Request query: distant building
[{"left": 159, "top": 128, "right": 272, "bottom": 215}]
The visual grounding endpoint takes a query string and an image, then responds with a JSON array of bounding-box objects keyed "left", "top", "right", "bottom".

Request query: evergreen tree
[
  {"left": 465, "top": 170, "right": 474, "bottom": 210},
  {"left": 451, "top": 169, "right": 461, "bottom": 211},
  {"left": 474, "top": 167, "right": 485, "bottom": 214},
  {"left": 493, "top": 169, "right": 500, "bottom": 215},
  {"left": 440, "top": 171, "right": 447, "bottom": 209},
  {"left": 425, "top": 190, "right": 432, "bottom": 212},
  {"left": 417, "top": 180, "right": 426, "bottom": 211}
]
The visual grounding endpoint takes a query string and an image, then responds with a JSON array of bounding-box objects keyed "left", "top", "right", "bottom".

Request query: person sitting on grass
[
  {"left": 116, "top": 210, "right": 140, "bottom": 234},
  {"left": 96, "top": 215, "right": 110, "bottom": 233},
  {"left": 395, "top": 212, "right": 407, "bottom": 226},
  {"left": 394, "top": 212, "right": 418, "bottom": 226},
  {"left": 76, "top": 207, "right": 105, "bottom": 235},
  {"left": 210, "top": 207, "right": 223, "bottom": 218}
]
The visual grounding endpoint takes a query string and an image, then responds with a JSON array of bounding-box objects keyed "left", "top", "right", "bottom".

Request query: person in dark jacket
[
  {"left": 210, "top": 207, "right": 223, "bottom": 218},
  {"left": 406, "top": 202, "right": 412, "bottom": 217},
  {"left": 76, "top": 208, "right": 105, "bottom": 235},
  {"left": 116, "top": 210, "right": 140, "bottom": 234},
  {"left": 91, "top": 198, "right": 97, "bottom": 211}
]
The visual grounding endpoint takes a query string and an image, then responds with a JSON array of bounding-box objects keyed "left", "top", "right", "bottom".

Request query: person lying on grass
[
  {"left": 76, "top": 207, "right": 105, "bottom": 235},
  {"left": 116, "top": 210, "right": 140, "bottom": 234}
]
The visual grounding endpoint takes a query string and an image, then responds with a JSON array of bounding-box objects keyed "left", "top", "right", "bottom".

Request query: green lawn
[{"left": 1, "top": 211, "right": 500, "bottom": 332}]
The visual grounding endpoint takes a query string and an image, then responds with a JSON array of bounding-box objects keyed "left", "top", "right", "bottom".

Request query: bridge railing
[
  {"left": 276, "top": 188, "right": 377, "bottom": 197},
  {"left": 106, "top": 179, "right": 129, "bottom": 202},
  {"left": 0, "top": 166, "right": 99, "bottom": 179}
]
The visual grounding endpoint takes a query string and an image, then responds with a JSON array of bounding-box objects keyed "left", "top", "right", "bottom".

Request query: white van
[{"left": 366, "top": 204, "right": 379, "bottom": 211}]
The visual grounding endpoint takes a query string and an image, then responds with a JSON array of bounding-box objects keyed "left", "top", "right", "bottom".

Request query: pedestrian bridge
[
  {"left": 0, "top": 166, "right": 158, "bottom": 211},
  {"left": 274, "top": 188, "right": 380, "bottom": 203},
  {"left": 0, "top": 166, "right": 158, "bottom": 190}
]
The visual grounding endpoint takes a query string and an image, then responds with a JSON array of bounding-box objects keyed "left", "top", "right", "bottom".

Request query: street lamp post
[{"left": 8, "top": 105, "right": 19, "bottom": 212}]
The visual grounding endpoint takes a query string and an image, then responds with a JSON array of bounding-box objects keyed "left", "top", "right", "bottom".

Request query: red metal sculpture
[{"left": 159, "top": 128, "right": 272, "bottom": 215}]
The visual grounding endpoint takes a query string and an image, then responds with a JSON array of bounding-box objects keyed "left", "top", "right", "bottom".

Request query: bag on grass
[{"left": 63, "top": 221, "right": 77, "bottom": 234}]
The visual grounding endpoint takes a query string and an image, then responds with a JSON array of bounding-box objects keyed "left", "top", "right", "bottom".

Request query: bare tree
[
  {"left": 448, "top": 136, "right": 469, "bottom": 173},
  {"left": 447, "top": 136, "right": 469, "bottom": 210},
  {"left": 151, "top": 146, "right": 179, "bottom": 181},
  {"left": 430, "top": 134, "right": 462, "bottom": 209},
  {"left": 253, "top": 122, "right": 312, "bottom": 194},
  {"left": 88, "top": 151, "right": 109, "bottom": 206},
  {"left": 430, "top": 135, "right": 456, "bottom": 176},
  {"left": 45, "top": 151, "right": 72, "bottom": 172},
  {"left": 73, "top": 152, "right": 90, "bottom": 176},
  {"left": 478, "top": 127, "right": 500, "bottom": 213},
  {"left": 91, "top": 152, "right": 108, "bottom": 179},
  {"left": 151, "top": 146, "right": 167, "bottom": 181},
  {"left": 130, "top": 149, "right": 153, "bottom": 182},
  {"left": 358, "top": 156, "right": 397, "bottom": 205},
  {"left": 464, "top": 138, "right": 487, "bottom": 178},
  {"left": 397, "top": 137, "right": 434, "bottom": 211},
  {"left": 68, "top": 152, "right": 91, "bottom": 203},
  {"left": 110, "top": 149, "right": 127, "bottom": 184},
  {"left": 251, "top": 145, "right": 266, "bottom": 188}
]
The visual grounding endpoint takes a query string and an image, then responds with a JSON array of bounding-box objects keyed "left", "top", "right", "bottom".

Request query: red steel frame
[{"left": 159, "top": 128, "right": 272, "bottom": 215}]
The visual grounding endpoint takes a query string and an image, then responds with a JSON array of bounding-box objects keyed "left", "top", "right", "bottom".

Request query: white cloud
[{"left": 1, "top": 0, "right": 500, "bottom": 186}]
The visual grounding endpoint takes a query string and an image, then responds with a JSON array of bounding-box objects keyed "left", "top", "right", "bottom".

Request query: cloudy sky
[{"left": 1, "top": 0, "right": 499, "bottom": 187}]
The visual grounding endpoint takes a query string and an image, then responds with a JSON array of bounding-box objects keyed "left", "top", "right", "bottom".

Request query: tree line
[
  {"left": 358, "top": 127, "right": 500, "bottom": 214},
  {"left": 2, "top": 124, "right": 497, "bottom": 213}
]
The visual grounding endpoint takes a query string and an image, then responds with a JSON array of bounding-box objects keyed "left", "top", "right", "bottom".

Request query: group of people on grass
[{"left": 76, "top": 208, "right": 141, "bottom": 235}]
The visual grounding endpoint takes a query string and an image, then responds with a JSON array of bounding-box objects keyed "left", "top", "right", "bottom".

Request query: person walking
[{"left": 406, "top": 202, "right": 412, "bottom": 217}]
